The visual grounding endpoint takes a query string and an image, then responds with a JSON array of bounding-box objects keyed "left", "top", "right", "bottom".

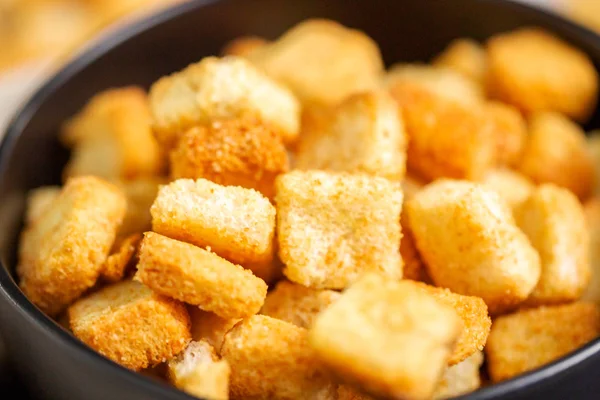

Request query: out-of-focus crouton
[
  {"left": 18, "top": 176, "right": 126, "bottom": 316},
  {"left": 276, "top": 171, "right": 403, "bottom": 289},
  {"left": 407, "top": 180, "right": 541, "bottom": 314},
  {"left": 309, "top": 274, "right": 462, "bottom": 400},
  {"left": 481, "top": 168, "right": 534, "bottom": 211},
  {"left": 222, "top": 36, "right": 268, "bottom": 57},
  {"left": 485, "top": 101, "right": 527, "bottom": 166},
  {"left": 433, "top": 38, "right": 487, "bottom": 85},
  {"left": 486, "top": 302, "right": 600, "bottom": 382},
  {"left": 25, "top": 186, "right": 60, "bottom": 225},
  {"left": 400, "top": 210, "right": 428, "bottom": 282},
  {"left": 221, "top": 315, "right": 336, "bottom": 400},
  {"left": 583, "top": 198, "right": 600, "bottom": 304},
  {"left": 136, "top": 232, "right": 267, "bottom": 320},
  {"left": 118, "top": 177, "right": 162, "bottom": 238},
  {"left": 433, "top": 352, "right": 483, "bottom": 400},
  {"left": 101, "top": 233, "right": 141, "bottom": 283},
  {"left": 68, "top": 280, "right": 191, "bottom": 371},
  {"left": 188, "top": 308, "right": 241, "bottom": 352}
]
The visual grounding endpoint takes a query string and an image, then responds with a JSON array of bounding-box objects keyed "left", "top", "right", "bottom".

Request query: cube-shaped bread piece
[
  {"left": 117, "top": 177, "right": 162, "bottom": 238},
  {"left": 582, "top": 198, "right": 600, "bottom": 304},
  {"left": 514, "top": 184, "right": 590, "bottom": 305},
  {"left": 189, "top": 308, "right": 241, "bottom": 352},
  {"left": 18, "top": 176, "right": 126, "bottom": 316},
  {"left": 260, "top": 281, "right": 341, "bottom": 329},
  {"left": 519, "top": 111, "right": 594, "bottom": 200},
  {"left": 222, "top": 36, "right": 268, "bottom": 57},
  {"left": 170, "top": 118, "right": 289, "bottom": 199},
  {"left": 221, "top": 315, "right": 337, "bottom": 400},
  {"left": 101, "top": 233, "right": 141, "bottom": 283},
  {"left": 407, "top": 180, "right": 541, "bottom": 314},
  {"left": 136, "top": 232, "right": 267, "bottom": 319},
  {"left": 433, "top": 38, "right": 487, "bottom": 85},
  {"left": 167, "top": 340, "right": 230, "bottom": 400},
  {"left": 276, "top": 171, "right": 403, "bottom": 289},
  {"left": 151, "top": 178, "right": 276, "bottom": 270},
  {"left": 68, "top": 280, "right": 191, "bottom": 371},
  {"left": 433, "top": 352, "right": 483, "bottom": 400},
  {"left": 486, "top": 28, "right": 598, "bottom": 121},
  {"left": 25, "top": 186, "right": 60, "bottom": 225},
  {"left": 149, "top": 56, "right": 300, "bottom": 148},
  {"left": 481, "top": 169, "right": 534, "bottom": 211},
  {"left": 486, "top": 302, "right": 600, "bottom": 382},
  {"left": 485, "top": 101, "right": 527, "bottom": 166},
  {"left": 295, "top": 91, "right": 407, "bottom": 180},
  {"left": 247, "top": 19, "right": 383, "bottom": 106},
  {"left": 309, "top": 274, "right": 462, "bottom": 400}
]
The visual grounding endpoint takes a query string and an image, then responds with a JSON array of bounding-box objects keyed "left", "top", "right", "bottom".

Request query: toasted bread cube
[
  {"left": 136, "top": 232, "right": 267, "bottom": 319},
  {"left": 167, "top": 340, "right": 230, "bottom": 400},
  {"left": 514, "top": 184, "right": 590, "bottom": 305},
  {"left": 25, "top": 186, "right": 60, "bottom": 225},
  {"left": 189, "top": 308, "right": 241, "bottom": 352},
  {"left": 433, "top": 352, "right": 483, "bottom": 400},
  {"left": 433, "top": 38, "right": 487, "bottom": 85},
  {"left": 407, "top": 180, "right": 541, "bottom": 314},
  {"left": 118, "top": 177, "right": 162, "bottom": 238},
  {"left": 102, "top": 233, "right": 141, "bottom": 283},
  {"left": 260, "top": 281, "right": 341, "bottom": 329},
  {"left": 276, "top": 171, "right": 403, "bottom": 289},
  {"left": 149, "top": 56, "right": 300, "bottom": 148},
  {"left": 222, "top": 36, "right": 268, "bottom": 57},
  {"left": 337, "top": 386, "right": 374, "bottom": 400},
  {"left": 170, "top": 118, "right": 289, "bottom": 199},
  {"left": 400, "top": 210, "right": 428, "bottom": 282},
  {"left": 221, "top": 315, "right": 337, "bottom": 400},
  {"left": 486, "top": 101, "right": 527, "bottom": 166},
  {"left": 486, "top": 302, "right": 600, "bottom": 382},
  {"left": 68, "top": 280, "right": 191, "bottom": 371},
  {"left": 247, "top": 19, "right": 383, "bottom": 106},
  {"left": 487, "top": 28, "right": 598, "bottom": 122},
  {"left": 309, "top": 274, "right": 461, "bottom": 400},
  {"left": 151, "top": 178, "right": 275, "bottom": 270},
  {"left": 481, "top": 168, "right": 534, "bottom": 211},
  {"left": 296, "top": 91, "right": 407, "bottom": 180},
  {"left": 18, "top": 176, "right": 126, "bottom": 316},
  {"left": 519, "top": 111, "right": 594, "bottom": 200},
  {"left": 583, "top": 199, "right": 600, "bottom": 303}
]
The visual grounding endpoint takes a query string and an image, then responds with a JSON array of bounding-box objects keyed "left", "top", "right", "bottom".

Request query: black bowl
[{"left": 1, "top": 0, "right": 600, "bottom": 399}]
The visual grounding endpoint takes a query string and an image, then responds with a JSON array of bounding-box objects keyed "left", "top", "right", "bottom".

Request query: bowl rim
[{"left": 1, "top": 0, "right": 600, "bottom": 399}]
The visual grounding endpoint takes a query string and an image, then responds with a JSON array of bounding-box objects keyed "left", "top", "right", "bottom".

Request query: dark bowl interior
[{"left": 1, "top": 0, "right": 600, "bottom": 399}]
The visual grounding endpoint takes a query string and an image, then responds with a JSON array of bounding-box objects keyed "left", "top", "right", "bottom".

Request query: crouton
[
  {"left": 188, "top": 308, "right": 241, "bottom": 352},
  {"left": 407, "top": 180, "right": 541, "bottom": 314},
  {"left": 25, "top": 186, "right": 60, "bottom": 225},
  {"left": 309, "top": 274, "right": 462, "bottom": 400},
  {"left": 519, "top": 111, "right": 594, "bottom": 200},
  {"left": 118, "top": 177, "right": 162, "bottom": 238},
  {"left": 151, "top": 178, "right": 276, "bottom": 271},
  {"left": 276, "top": 171, "right": 403, "bottom": 289},
  {"left": 136, "top": 232, "right": 267, "bottom": 319},
  {"left": 514, "top": 184, "right": 590, "bottom": 305},
  {"left": 247, "top": 19, "right": 383, "bottom": 106},
  {"left": 149, "top": 56, "right": 300, "bottom": 148},
  {"left": 18, "top": 176, "right": 126, "bottom": 316},
  {"left": 260, "top": 281, "right": 341, "bottom": 328},
  {"left": 400, "top": 210, "right": 428, "bottom": 282},
  {"left": 337, "top": 386, "right": 374, "bottom": 400},
  {"left": 433, "top": 352, "right": 483, "bottom": 400},
  {"left": 481, "top": 168, "right": 534, "bottom": 210},
  {"left": 295, "top": 91, "right": 407, "bottom": 180},
  {"left": 68, "top": 280, "right": 191, "bottom": 371},
  {"left": 486, "top": 28, "right": 598, "bottom": 121},
  {"left": 222, "top": 36, "right": 268, "bottom": 57},
  {"left": 169, "top": 118, "right": 289, "bottom": 199},
  {"left": 486, "top": 302, "right": 600, "bottom": 382},
  {"left": 485, "top": 101, "right": 527, "bottom": 166},
  {"left": 582, "top": 198, "right": 600, "bottom": 304},
  {"left": 101, "top": 233, "right": 141, "bottom": 283},
  {"left": 433, "top": 38, "right": 487, "bottom": 85},
  {"left": 167, "top": 340, "right": 230, "bottom": 400},
  {"left": 221, "top": 315, "right": 336, "bottom": 400}
]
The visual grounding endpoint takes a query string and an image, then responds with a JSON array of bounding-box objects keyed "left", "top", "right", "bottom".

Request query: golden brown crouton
[
  {"left": 400, "top": 210, "right": 428, "bottom": 282},
  {"left": 309, "top": 274, "right": 462, "bottom": 400},
  {"left": 519, "top": 111, "right": 595, "bottom": 200},
  {"left": 337, "top": 385, "right": 374, "bottom": 400},
  {"left": 295, "top": 91, "right": 407, "bottom": 180},
  {"left": 481, "top": 168, "right": 534, "bottom": 211},
  {"left": 101, "top": 233, "right": 141, "bottom": 283},
  {"left": 222, "top": 36, "right": 268, "bottom": 57},
  {"left": 18, "top": 176, "right": 126, "bottom": 316},
  {"left": 247, "top": 19, "right": 383, "bottom": 106},
  {"left": 169, "top": 118, "right": 289, "bottom": 199},
  {"left": 486, "top": 302, "right": 600, "bottom": 382},
  {"left": 407, "top": 180, "right": 541, "bottom": 314},
  {"left": 582, "top": 198, "right": 600, "bottom": 304},
  {"left": 433, "top": 38, "right": 487, "bottom": 85},
  {"left": 433, "top": 351, "right": 483, "bottom": 400},
  {"left": 221, "top": 315, "right": 336, "bottom": 400},
  {"left": 260, "top": 281, "right": 341, "bottom": 329},
  {"left": 136, "top": 232, "right": 267, "bottom": 320},
  {"left": 118, "top": 177, "right": 162, "bottom": 238},
  {"left": 515, "top": 184, "right": 590, "bottom": 305},
  {"left": 149, "top": 56, "right": 300, "bottom": 148},
  {"left": 485, "top": 101, "right": 527, "bottom": 166},
  {"left": 276, "top": 171, "right": 403, "bottom": 289},
  {"left": 487, "top": 28, "right": 598, "bottom": 121},
  {"left": 167, "top": 340, "right": 230, "bottom": 400},
  {"left": 25, "top": 186, "right": 60, "bottom": 225},
  {"left": 188, "top": 307, "right": 241, "bottom": 352},
  {"left": 68, "top": 280, "right": 191, "bottom": 371}
]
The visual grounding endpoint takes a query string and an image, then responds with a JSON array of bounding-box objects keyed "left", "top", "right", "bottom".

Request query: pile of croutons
[{"left": 17, "top": 19, "right": 600, "bottom": 400}]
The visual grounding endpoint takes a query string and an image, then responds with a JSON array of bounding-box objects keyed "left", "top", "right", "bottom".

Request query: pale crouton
[
  {"left": 295, "top": 91, "right": 407, "bottom": 180},
  {"left": 136, "top": 232, "right": 267, "bottom": 320},
  {"left": 485, "top": 101, "right": 527, "bottom": 166},
  {"left": 276, "top": 171, "right": 403, "bottom": 289},
  {"left": 18, "top": 176, "right": 126, "bottom": 316},
  {"left": 514, "top": 184, "right": 590, "bottom": 305},
  {"left": 149, "top": 56, "right": 300, "bottom": 148},
  {"left": 247, "top": 19, "right": 383, "bottom": 106},
  {"left": 407, "top": 180, "right": 541, "bottom": 314},
  {"left": 433, "top": 38, "right": 487, "bottom": 85},
  {"left": 25, "top": 186, "right": 60, "bottom": 225},
  {"left": 481, "top": 168, "right": 534, "bottom": 210},
  {"left": 188, "top": 307, "right": 241, "bottom": 352},
  {"left": 433, "top": 352, "right": 483, "bottom": 400},
  {"left": 68, "top": 280, "right": 191, "bottom": 371},
  {"left": 583, "top": 198, "right": 600, "bottom": 304},
  {"left": 118, "top": 177, "right": 162, "bottom": 238},
  {"left": 167, "top": 340, "right": 230, "bottom": 400},
  {"left": 519, "top": 111, "right": 595, "bottom": 200},
  {"left": 486, "top": 302, "right": 600, "bottom": 382},
  {"left": 221, "top": 315, "right": 336, "bottom": 400},
  {"left": 222, "top": 36, "right": 268, "bottom": 57},
  {"left": 101, "top": 233, "right": 141, "bottom": 283},
  {"left": 400, "top": 210, "right": 428, "bottom": 282},
  {"left": 309, "top": 274, "right": 462, "bottom": 400},
  {"left": 486, "top": 28, "right": 598, "bottom": 121},
  {"left": 169, "top": 118, "right": 289, "bottom": 199},
  {"left": 260, "top": 281, "right": 341, "bottom": 328}
]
